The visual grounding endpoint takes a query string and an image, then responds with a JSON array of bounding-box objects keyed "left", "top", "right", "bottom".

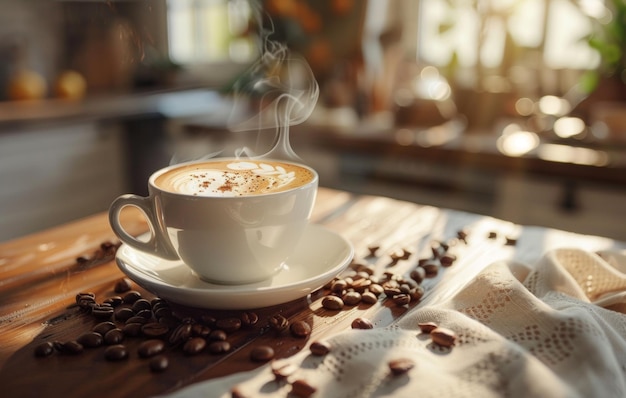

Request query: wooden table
[{"left": 0, "top": 187, "right": 623, "bottom": 397}]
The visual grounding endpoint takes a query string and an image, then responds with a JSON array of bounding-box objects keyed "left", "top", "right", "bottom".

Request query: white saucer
[{"left": 115, "top": 224, "right": 353, "bottom": 310}]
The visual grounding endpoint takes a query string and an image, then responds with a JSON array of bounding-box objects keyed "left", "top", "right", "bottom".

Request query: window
[{"left": 167, "top": 0, "right": 257, "bottom": 64}]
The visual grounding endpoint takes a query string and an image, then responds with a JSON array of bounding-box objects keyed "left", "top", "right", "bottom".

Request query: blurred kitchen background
[{"left": 1, "top": 0, "right": 625, "bottom": 243}]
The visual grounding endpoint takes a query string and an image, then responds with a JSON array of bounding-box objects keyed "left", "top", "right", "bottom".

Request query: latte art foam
[{"left": 155, "top": 160, "right": 314, "bottom": 197}]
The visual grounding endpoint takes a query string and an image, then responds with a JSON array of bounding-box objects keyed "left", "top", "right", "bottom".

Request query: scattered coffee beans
[
  {"left": 388, "top": 358, "right": 415, "bottom": 375},
  {"left": 290, "top": 379, "right": 317, "bottom": 397},
  {"left": 34, "top": 341, "right": 55, "bottom": 357},
  {"left": 418, "top": 322, "right": 438, "bottom": 334},
  {"left": 309, "top": 340, "right": 331, "bottom": 356},
  {"left": 215, "top": 317, "right": 241, "bottom": 333},
  {"left": 322, "top": 295, "right": 344, "bottom": 310},
  {"left": 76, "top": 332, "right": 103, "bottom": 348},
  {"left": 430, "top": 327, "right": 457, "bottom": 347},
  {"left": 342, "top": 291, "right": 361, "bottom": 306},
  {"left": 250, "top": 345, "right": 274, "bottom": 362},
  {"left": 104, "top": 328, "right": 125, "bottom": 345},
  {"left": 392, "top": 293, "right": 411, "bottom": 307},
  {"left": 361, "top": 291, "right": 378, "bottom": 305},
  {"left": 208, "top": 340, "right": 231, "bottom": 354},
  {"left": 351, "top": 317, "right": 374, "bottom": 330},
  {"left": 141, "top": 322, "right": 169, "bottom": 337},
  {"left": 138, "top": 339, "right": 165, "bottom": 358},
  {"left": 149, "top": 355, "right": 169, "bottom": 372},
  {"left": 290, "top": 320, "right": 312, "bottom": 338},
  {"left": 104, "top": 344, "right": 128, "bottom": 361},
  {"left": 269, "top": 314, "right": 289, "bottom": 334},
  {"left": 183, "top": 337, "right": 206, "bottom": 355},
  {"left": 240, "top": 312, "right": 259, "bottom": 328}
]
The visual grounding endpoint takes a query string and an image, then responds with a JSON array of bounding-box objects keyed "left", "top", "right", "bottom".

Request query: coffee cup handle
[{"left": 108, "top": 194, "right": 179, "bottom": 260}]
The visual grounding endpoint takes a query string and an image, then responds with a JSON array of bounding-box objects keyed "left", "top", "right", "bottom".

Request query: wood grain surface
[{"left": 0, "top": 187, "right": 622, "bottom": 398}]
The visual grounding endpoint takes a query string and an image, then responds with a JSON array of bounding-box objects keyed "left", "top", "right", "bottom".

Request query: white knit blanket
[{"left": 164, "top": 248, "right": 626, "bottom": 397}]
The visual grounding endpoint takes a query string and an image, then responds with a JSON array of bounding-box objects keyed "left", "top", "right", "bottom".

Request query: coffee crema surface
[{"left": 155, "top": 160, "right": 315, "bottom": 197}]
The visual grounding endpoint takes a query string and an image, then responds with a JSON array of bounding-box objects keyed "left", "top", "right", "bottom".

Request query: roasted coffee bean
[
  {"left": 122, "top": 322, "right": 143, "bottom": 337},
  {"left": 138, "top": 339, "right": 165, "bottom": 358},
  {"left": 191, "top": 324, "right": 211, "bottom": 338},
  {"left": 330, "top": 279, "right": 348, "bottom": 294},
  {"left": 76, "top": 292, "right": 95, "bottom": 303},
  {"left": 249, "top": 345, "right": 274, "bottom": 362},
  {"left": 104, "top": 328, "right": 125, "bottom": 345},
  {"left": 208, "top": 329, "right": 227, "bottom": 341},
  {"left": 114, "top": 278, "right": 133, "bottom": 293},
  {"left": 268, "top": 314, "right": 289, "bottom": 333},
  {"left": 56, "top": 340, "right": 84, "bottom": 355},
  {"left": 34, "top": 341, "right": 54, "bottom": 357},
  {"left": 290, "top": 379, "right": 317, "bottom": 397},
  {"left": 290, "top": 320, "right": 312, "bottom": 338},
  {"left": 431, "top": 327, "right": 456, "bottom": 347},
  {"left": 382, "top": 281, "right": 401, "bottom": 297},
  {"left": 77, "top": 298, "right": 96, "bottom": 311},
  {"left": 457, "top": 229, "right": 469, "bottom": 243},
  {"left": 135, "top": 309, "right": 154, "bottom": 320},
  {"left": 76, "top": 332, "right": 103, "bottom": 348},
  {"left": 215, "top": 317, "right": 241, "bottom": 333},
  {"left": 440, "top": 253, "right": 457, "bottom": 267},
  {"left": 240, "top": 312, "right": 259, "bottom": 328},
  {"left": 342, "top": 291, "right": 361, "bottom": 306},
  {"left": 114, "top": 307, "right": 135, "bottom": 322},
  {"left": 183, "top": 337, "right": 206, "bottom": 355},
  {"left": 91, "top": 304, "right": 114, "bottom": 319},
  {"left": 409, "top": 267, "right": 426, "bottom": 284},
  {"left": 122, "top": 291, "right": 142, "bottom": 304},
  {"left": 392, "top": 293, "right": 411, "bottom": 306},
  {"left": 361, "top": 291, "right": 378, "bottom": 305},
  {"left": 142, "top": 322, "right": 169, "bottom": 337},
  {"left": 93, "top": 321, "right": 117, "bottom": 336},
  {"left": 154, "top": 307, "right": 173, "bottom": 319},
  {"left": 399, "top": 283, "right": 412, "bottom": 294},
  {"left": 368, "top": 283, "right": 384, "bottom": 296},
  {"left": 150, "top": 297, "right": 167, "bottom": 309},
  {"left": 309, "top": 340, "right": 331, "bottom": 356},
  {"left": 76, "top": 255, "right": 90, "bottom": 265},
  {"left": 351, "top": 278, "right": 372, "bottom": 293},
  {"left": 367, "top": 244, "right": 380, "bottom": 256},
  {"left": 272, "top": 362, "right": 298, "bottom": 381},
  {"left": 321, "top": 295, "right": 344, "bottom": 310},
  {"left": 149, "top": 355, "right": 169, "bottom": 372},
  {"left": 132, "top": 299, "right": 152, "bottom": 313},
  {"left": 421, "top": 259, "right": 440, "bottom": 277},
  {"left": 208, "top": 340, "right": 231, "bottom": 354},
  {"left": 351, "top": 317, "right": 374, "bottom": 330},
  {"left": 169, "top": 323, "right": 192, "bottom": 345},
  {"left": 409, "top": 286, "right": 425, "bottom": 301},
  {"left": 103, "top": 296, "right": 123, "bottom": 307},
  {"left": 418, "top": 322, "right": 438, "bottom": 334},
  {"left": 104, "top": 344, "right": 128, "bottom": 361},
  {"left": 388, "top": 358, "right": 415, "bottom": 375},
  {"left": 126, "top": 316, "right": 149, "bottom": 325}
]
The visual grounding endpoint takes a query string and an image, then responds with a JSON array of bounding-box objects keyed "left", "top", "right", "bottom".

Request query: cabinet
[{"left": 0, "top": 123, "right": 127, "bottom": 242}]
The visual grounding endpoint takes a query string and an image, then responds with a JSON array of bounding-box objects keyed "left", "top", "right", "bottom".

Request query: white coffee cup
[{"left": 109, "top": 158, "right": 318, "bottom": 284}]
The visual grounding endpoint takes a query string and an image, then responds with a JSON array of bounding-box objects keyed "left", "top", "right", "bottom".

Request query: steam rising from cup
[{"left": 227, "top": 38, "right": 320, "bottom": 161}]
